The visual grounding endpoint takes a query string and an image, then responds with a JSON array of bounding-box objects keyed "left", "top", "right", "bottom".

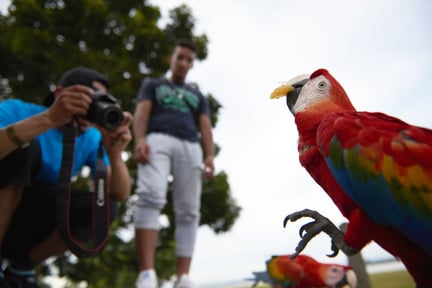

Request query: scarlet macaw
[
  {"left": 248, "top": 254, "right": 356, "bottom": 288},
  {"left": 270, "top": 69, "right": 432, "bottom": 287}
]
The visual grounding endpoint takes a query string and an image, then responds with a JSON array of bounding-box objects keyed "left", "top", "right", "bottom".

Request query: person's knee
[
  {"left": 134, "top": 205, "right": 161, "bottom": 230},
  {"left": 175, "top": 209, "right": 200, "bottom": 225},
  {"left": 135, "top": 191, "right": 167, "bottom": 210}
]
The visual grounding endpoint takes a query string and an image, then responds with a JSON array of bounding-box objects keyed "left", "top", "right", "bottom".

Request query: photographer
[{"left": 0, "top": 67, "right": 132, "bottom": 288}]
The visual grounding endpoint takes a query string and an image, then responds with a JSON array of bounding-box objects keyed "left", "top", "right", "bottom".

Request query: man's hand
[
  {"left": 133, "top": 138, "right": 151, "bottom": 163},
  {"left": 44, "top": 85, "right": 94, "bottom": 126},
  {"left": 203, "top": 155, "right": 215, "bottom": 179},
  {"left": 98, "top": 111, "right": 133, "bottom": 157}
]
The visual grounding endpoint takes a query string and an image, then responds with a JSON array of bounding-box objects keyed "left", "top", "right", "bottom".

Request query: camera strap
[{"left": 56, "top": 122, "right": 111, "bottom": 258}]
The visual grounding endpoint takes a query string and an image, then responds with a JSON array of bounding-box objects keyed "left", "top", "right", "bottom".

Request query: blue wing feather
[{"left": 318, "top": 112, "right": 432, "bottom": 254}]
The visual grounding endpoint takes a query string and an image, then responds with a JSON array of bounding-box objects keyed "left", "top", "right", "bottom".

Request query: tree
[{"left": 0, "top": 0, "right": 241, "bottom": 286}]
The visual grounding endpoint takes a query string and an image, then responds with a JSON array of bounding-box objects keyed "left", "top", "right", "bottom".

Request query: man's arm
[
  {"left": 0, "top": 85, "right": 93, "bottom": 160},
  {"left": 98, "top": 111, "right": 133, "bottom": 201},
  {"left": 107, "top": 158, "right": 131, "bottom": 201},
  {"left": 0, "top": 113, "right": 54, "bottom": 159},
  {"left": 198, "top": 114, "right": 215, "bottom": 179},
  {"left": 133, "top": 100, "right": 152, "bottom": 163}
]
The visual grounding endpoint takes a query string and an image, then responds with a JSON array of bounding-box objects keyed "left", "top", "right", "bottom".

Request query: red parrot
[
  {"left": 265, "top": 254, "right": 356, "bottom": 288},
  {"left": 270, "top": 69, "right": 432, "bottom": 287}
]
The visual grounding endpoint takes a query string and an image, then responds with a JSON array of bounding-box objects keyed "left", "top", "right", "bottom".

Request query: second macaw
[
  {"left": 270, "top": 69, "right": 432, "bottom": 287},
  {"left": 266, "top": 254, "right": 356, "bottom": 288}
]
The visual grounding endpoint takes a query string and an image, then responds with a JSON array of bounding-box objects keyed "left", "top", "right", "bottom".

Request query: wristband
[{"left": 6, "top": 125, "right": 29, "bottom": 148}]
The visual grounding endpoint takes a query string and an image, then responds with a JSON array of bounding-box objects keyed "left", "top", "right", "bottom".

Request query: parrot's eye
[{"left": 317, "top": 80, "right": 327, "bottom": 89}]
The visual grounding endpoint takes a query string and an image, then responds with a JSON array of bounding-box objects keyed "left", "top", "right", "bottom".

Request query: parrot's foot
[{"left": 283, "top": 209, "right": 358, "bottom": 258}]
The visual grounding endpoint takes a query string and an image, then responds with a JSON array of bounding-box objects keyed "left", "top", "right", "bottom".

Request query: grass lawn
[
  {"left": 369, "top": 269, "right": 415, "bottom": 288},
  {"left": 240, "top": 269, "right": 416, "bottom": 288}
]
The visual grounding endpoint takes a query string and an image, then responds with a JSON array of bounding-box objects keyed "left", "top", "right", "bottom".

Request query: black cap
[
  {"left": 43, "top": 66, "right": 110, "bottom": 107},
  {"left": 59, "top": 66, "right": 110, "bottom": 89}
]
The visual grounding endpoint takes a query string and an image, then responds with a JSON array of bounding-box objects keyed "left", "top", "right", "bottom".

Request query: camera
[{"left": 85, "top": 91, "right": 124, "bottom": 131}]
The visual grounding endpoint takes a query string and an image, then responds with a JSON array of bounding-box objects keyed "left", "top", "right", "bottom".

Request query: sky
[{"left": 1, "top": 0, "right": 432, "bottom": 287}]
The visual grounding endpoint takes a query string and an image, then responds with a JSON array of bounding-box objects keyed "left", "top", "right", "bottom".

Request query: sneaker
[
  {"left": 173, "top": 274, "right": 194, "bottom": 288},
  {"left": 3, "top": 266, "right": 39, "bottom": 288},
  {"left": 135, "top": 269, "right": 158, "bottom": 288}
]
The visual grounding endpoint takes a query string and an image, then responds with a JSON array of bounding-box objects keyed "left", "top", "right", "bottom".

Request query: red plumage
[
  {"left": 266, "top": 254, "right": 355, "bottom": 288},
  {"left": 274, "top": 69, "right": 432, "bottom": 287}
]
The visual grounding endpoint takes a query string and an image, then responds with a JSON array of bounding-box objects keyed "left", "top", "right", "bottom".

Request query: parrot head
[
  {"left": 324, "top": 265, "right": 357, "bottom": 288},
  {"left": 270, "top": 69, "right": 355, "bottom": 114}
]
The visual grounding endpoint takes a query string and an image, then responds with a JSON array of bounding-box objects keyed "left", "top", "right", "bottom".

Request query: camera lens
[
  {"left": 85, "top": 92, "right": 124, "bottom": 131},
  {"left": 102, "top": 107, "right": 124, "bottom": 131}
]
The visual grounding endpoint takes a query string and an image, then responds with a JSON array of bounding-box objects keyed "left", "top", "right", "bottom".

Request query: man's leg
[
  {"left": 0, "top": 141, "right": 40, "bottom": 258},
  {"left": 0, "top": 186, "right": 23, "bottom": 248},
  {"left": 3, "top": 230, "right": 66, "bottom": 288},
  {"left": 176, "top": 257, "right": 192, "bottom": 276},
  {"left": 135, "top": 229, "right": 158, "bottom": 271},
  {"left": 172, "top": 140, "right": 202, "bottom": 280},
  {"left": 28, "top": 229, "right": 67, "bottom": 266},
  {"left": 2, "top": 185, "right": 56, "bottom": 288},
  {"left": 134, "top": 204, "right": 164, "bottom": 288},
  {"left": 134, "top": 133, "right": 172, "bottom": 287},
  {"left": 0, "top": 185, "right": 23, "bottom": 287},
  {"left": 2, "top": 230, "right": 64, "bottom": 288},
  {"left": 26, "top": 191, "right": 119, "bottom": 266}
]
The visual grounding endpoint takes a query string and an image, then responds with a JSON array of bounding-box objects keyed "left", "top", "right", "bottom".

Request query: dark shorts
[
  {"left": 0, "top": 140, "right": 41, "bottom": 189},
  {"left": 1, "top": 141, "right": 118, "bottom": 259}
]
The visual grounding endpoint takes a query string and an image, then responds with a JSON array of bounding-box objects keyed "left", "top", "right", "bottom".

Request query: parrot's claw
[
  {"left": 299, "top": 221, "right": 315, "bottom": 238},
  {"left": 283, "top": 208, "right": 358, "bottom": 258},
  {"left": 327, "top": 240, "right": 340, "bottom": 257}
]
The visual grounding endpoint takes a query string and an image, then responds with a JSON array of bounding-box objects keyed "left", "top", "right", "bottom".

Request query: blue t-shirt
[
  {"left": 136, "top": 78, "right": 210, "bottom": 142},
  {"left": 0, "top": 99, "right": 109, "bottom": 184}
]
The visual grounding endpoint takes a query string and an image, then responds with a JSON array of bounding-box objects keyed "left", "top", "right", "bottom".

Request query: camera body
[{"left": 84, "top": 91, "right": 124, "bottom": 131}]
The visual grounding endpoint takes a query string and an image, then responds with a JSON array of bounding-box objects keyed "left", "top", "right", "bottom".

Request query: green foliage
[
  {"left": 207, "top": 93, "right": 222, "bottom": 128},
  {"left": 201, "top": 172, "right": 240, "bottom": 233},
  {"left": 0, "top": 0, "right": 208, "bottom": 112},
  {"left": 0, "top": 0, "right": 241, "bottom": 286},
  {"left": 165, "top": 5, "right": 208, "bottom": 60}
]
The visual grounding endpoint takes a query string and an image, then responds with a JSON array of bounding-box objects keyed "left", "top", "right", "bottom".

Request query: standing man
[
  {"left": 133, "top": 39, "right": 215, "bottom": 288},
  {"left": 0, "top": 67, "right": 132, "bottom": 288}
]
